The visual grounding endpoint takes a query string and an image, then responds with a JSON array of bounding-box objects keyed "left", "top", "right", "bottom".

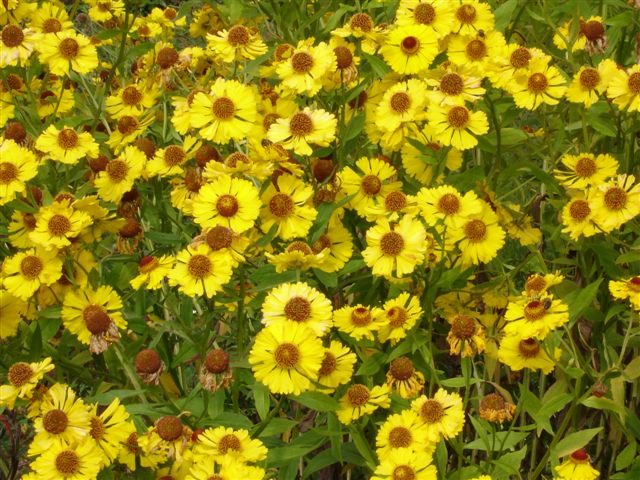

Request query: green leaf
[
  {"left": 356, "top": 352, "right": 385, "bottom": 376},
  {"left": 253, "top": 383, "right": 271, "bottom": 420},
  {"left": 293, "top": 391, "right": 340, "bottom": 412},
  {"left": 259, "top": 418, "right": 297, "bottom": 437},
  {"left": 624, "top": 356, "right": 640, "bottom": 381},
  {"left": 553, "top": 428, "right": 603, "bottom": 458},
  {"left": 494, "top": 0, "right": 518, "bottom": 31},
  {"left": 348, "top": 425, "right": 377, "bottom": 468},
  {"left": 465, "top": 431, "right": 529, "bottom": 451},
  {"left": 362, "top": 52, "right": 391, "bottom": 78},
  {"left": 616, "top": 441, "right": 637, "bottom": 471},
  {"left": 309, "top": 194, "right": 354, "bottom": 244},
  {"left": 566, "top": 278, "right": 603, "bottom": 322},
  {"left": 313, "top": 268, "right": 338, "bottom": 288},
  {"left": 581, "top": 396, "right": 625, "bottom": 417},
  {"left": 492, "top": 446, "right": 527, "bottom": 478}
]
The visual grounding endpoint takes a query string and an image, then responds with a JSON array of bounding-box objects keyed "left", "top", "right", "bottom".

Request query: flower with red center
[
  {"left": 333, "top": 304, "right": 385, "bottom": 340},
  {"left": 379, "top": 24, "right": 438, "bottom": 74},
  {"left": 0, "top": 24, "right": 36, "bottom": 67},
  {"left": 130, "top": 255, "right": 175, "bottom": 290},
  {"left": 609, "top": 276, "right": 640, "bottom": 311},
  {"left": 554, "top": 449, "right": 600, "bottom": 480}
]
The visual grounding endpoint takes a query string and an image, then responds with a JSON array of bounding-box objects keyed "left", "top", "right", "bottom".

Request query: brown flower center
[
  {"left": 90, "top": 416, "right": 106, "bottom": 441},
  {"left": 420, "top": 399, "right": 444, "bottom": 423},
  {"left": 43, "top": 409, "right": 69, "bottom": 434},
  {"left": 206, "top": 226, "right": 233, "bottom": 250},
  {"left": 48, "top": 214, "right": 71, "bottom": 237},
  {"left": 156, "top": 47, "right": 179, "bottom": 68},
  {"left": 20, "top": 255, "right": 43, "bottom": 279},
  {"left": 581, "top": 20, "right": 605, "bottom": 41},
  {"left": 451, "top": 314, "right": 476, "bottom": 339},
  {"left": 212, "top": 97, "right": 235, "bottom": 120},
  {"left": 347, "top": 384, "right": 370, "bottom": 406},
  {"left": 263, "top": 112, "right": 280, "bottom": 132},
  {"left": 464, "top": 219, "right": 487, "bottom": 242},
  {"left": 218, "top": 434, "right": 242, "bottom": 453},
  {"left": 603, "top": 187, "right": 627, "bottom": 210},
  {"left": 510, "top": 47, "right": 531, "bottom": 68},
  {"left": 579, "top": 68, "right": 600, "bottom": 90},
  {"left": 269, "top": 193, "right": 294, "bottom": 218},
  {"left": 629, "top": 277, "right": 640, "bottom": 293},
  {"left": 456, "top": 4, "right": 477, "bottom": 24},
  {"left": 274, "top": 343, "right": 300, "bottom": 369},
  {"left": 628, "top": 73, "right": 640, "bottom": 94},
  {"left": 350, "top": 13, "right": 373, "bottom": 32},
  {"left": 437, "top": 193, "right": 461, "bottom": 214},
  {"left": 117, "top": 116, "right": 138, "bottom": 135},
  {"left": 447, "top": 106, "right": 470, "bottom": 128},
  {"left": 59, "top": 38, "right": 79, "bottom": 59},
  {"left": 380, "top": 231, "right": 405, "bottom": 256},
  {"left": 311, "top": 234, "right": 332, "bottom": 253},
  {"left": 528, "top": 73, "right": 548, "bottom": 93},
  {"left": 275, "top": 43, "right": 294, "bottom": 62},
  {"left": 390, "top": 92, "right": 411, "bottom": 113},
  {"left": 106, "top": 159, "right": 129, "bottom": 182},
  {"left": 284, "top": 297, "right": 312, "bottom": 322},
  {"left": 55, "top": 450, "right": 79, "bottom": 475},
  {"left": 83, "top": 305, "right": 111, "bottom": 334},
  {"left": 289, "top": 112, "right": 314, "bottom": 136},
  {"left": 393, "top": 465, "right": 416, "bottom": 480},
  {"left": 387, "top": 306, "right": 408, "bottom": 328},
  {"left": 156, "top": 416, "right": 183, "bottom": 441},
  {"left": 574, "top": 156, "right": 597, "bottom": 177},
  {"left": 0, "top": 162, "right": 18, "bottom": 184},
  {"left": 480, "top": 392, "right": 507, "bottom": 411},
  {"left": 204, "top": 349, "right": 229, "bottom": 373},
  {"left": 122, "top": 86, "right": 143, "bottom": 106},
  {"left": 135, "top": 349, "right": 162, "bottom": 373},
  {"left": 291, "top": 52, "right": 314, "bottom": 73},
  {"left": 125, "top": 433, "right": 139, "bottom": 453},
  {"left": 225, "top": 152, "right": 249, "bottom": 168},
  {"left": 351, "top": 306, "right": 372, "bottom": 327},
  {"left": 440, "top": 73, "right": 464, "bottom": 96},
  {"left": 465, "top": 39, "right": 486, "bottom": 60},
  {"left": 384, "top": 191, "right": 407, "bottom": 212},
  {"left": 23, "top": 213, "right": 37, "bottom": 230},
  {"left": 42, "top": 18, "right": 62, "bottom": 34},
  {"left": 525, "top": 275, "right": 547, "bottom": 293},
  {"left": 318, "top": 352, "right": 337, "bottom": 376},
  {"left": 569, "top": 199, "right": 591, "bottom": 221},
  {"left": 4, "top": 121, "right": 26, "bottom": 143},
  {"left": 571, "top": 448, "right": 589, "bottom": 462},
  {"left": 388, "top": 426, "right": 412, "bottom": 448},
  {"left": 400, "top": 36, "right": 420, "bottom": 55},
  {"left": 227, "top": 25, "right": 250, "bottom": 46},
  {"left": 184, "top": 168, "right": 202, "bottom": 193},
  {"left": 215, "top": 194, "right": 239, "bottom": 217},
  {"left": 2, "top": 25, "right": 24, "bottom": 47},
  {"left": 57, "top": 129, "right": 79, "bottom": 150},
  {"left": 518, "top": 338, "right": 541, "bottom": 358},
  {"left": 334, "top": 46, "right": 353, "bottom": 69},
  {"left": 8, "top": 362, "right": 33, "bottom": 387},
  {"left": 389, "top": 356, "right": 414, "bottom": 380},
  {"left": 523, "top": 300, "right": 546, "bottom": 321},
  {"left": 187, "top": 254, "right": 212, "bottom": 278},
  {"left": 414, "top": 3, "right": 436, "bottom": 24},
  {"left": 361, "top": 174, "right": 382, "bottom": 195}
]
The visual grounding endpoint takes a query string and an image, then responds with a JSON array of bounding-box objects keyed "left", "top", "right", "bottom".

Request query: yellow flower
[
  {"left": 198, "top": 226, "right": 250, "bottom": 267},
  {"left": 503, "top": 295, "right": 569, "bottom": 340},
  {"left": 168, "top": 244, "right": 233, "bottom": 298},
  {"left": 372, "top": 449, "right": 437, "bottom": 480},
  {"left": 339, "top": 157, "right": 403, "bottom": 217},
  {"left": 395, "top": 0, "right": 455, "bottom": 39},
  {"left": 30, "top": 200, "right": 93, "bottom": 250},
  {"left": 488, "top": 44, "right": 546, "bottom": 91},
  {"left": 566, "top": 61, "right": 616, "bottom": 107},
  {"left": 107, "top": 114, "right": 155, "bottom": 152},
  {"left": 2, "top": 248, "right": 62, "bottom": 300},
  {"left": 314, "top": 341, "right": 357, "bottom": 393},
  {"left": 0, "top": 139, "right": 38, "bottom": 205},
  {"left": 37, "top": 31, "right": 99, "bottom": 75},
  {"left": 36, "top": 80, "right": 76, "bottom": 118},
  {"left": 61, "top": 285, "right": 127, "bottom": 354},
  {"left": 511, "top": 57, "right": 567, "bottom": 110},
  {"left": 609, "top": 276, "right": 640, "bottom": 311},
  {"left": 417, "top": 185, "right": 482, "bottom": 228},
  {"left": 130, "top": 255, "right": 175, "bottom": 290},
  {"left": 377, "top": 293, "right": 423, "bottom": 343},
  {"left": 452, "top": 0, "right": 495, "bottom": 35},
  {"left": 207, "top": 24, "right": 268, "bottom": 63},
  {"left": 363, "top": 216, "right": 427, "bottom": 278},
  {"left": 30, "top": 2, "right": 73, "bottom": 34},
  {"left": 479, "top": 392, "right": 516, "bottom": 423},
  {"left": 561, "top": 196, "right": 599, "bottom": 240},
  {"left": 400, "top": 128, "right": 463, "bottom": 185},
  {"left": 261, "top": 282, "right": 333, "bottom": 337},
  {"left": 448, "top": 203, "right": 505, "bottom": 266},
  {"left": 276, "top": 40, "right": 336, "bottom": 96},
  {"left": 554, "top": 449, "right": 600, "bottom": 480},
  {"left": 0, "top": 89, "right": 15, "bottom": 127},
  {"left": 0, "top": 291, "right": 28, "bottom": 340},
  {"left": 30, "top": 439, "right": 102, "bottom": 480},
  {"left": 337, "top": 383, "right": 391, "bottom": 424},
  {"left": 522, "top": 272, "right": 564, "bottom": 298},
  {"left": 554, "top": 153, "right": 618, "bottom": 190},
  {"left": 375, "top": 79, "right": 428, "bottom": 134},
  {"left": 35, "top": 125, "right": 99, "bottom": 165},
  {"left": 411, "top": 388, "right": 464, "bottom": 442},
  {"left": 426, "top": 65, "right": 485, "bottom": 106},
  {"left": 427, "top": 103, "right": 489, "bottom": 150},
  {"left": 94, "top": 146, "right": 147, "bottom": 203},
  {"left": 86, "top": 0, "right": 125, "bottom": 22},
  {"left": 332, "top": 13, "right": 384, "bottom": 55},
  {"left": 189, "top": 79, "right": 258, "bottom": 144},
  {"left": 0, "top": 24, "right": 36, "bottom": 67},
  {"left": 379, "top": 24, "right": 438, "bottom": 75},
  {"left": 260, "top": 174, "right": 317, "bottom": 240},
  {"left": 106, "top": 83, "right": 159, "bottom": 119},
  {"left": 447, "top": 31, "right": 506, "bottom": 75},
  {"left": 249, "top": 321, "right": 324, "bottom": 395},
  {"left": 589, "top": 174, "right": 640, "bottom": 232},
  {"left": 147, "top": 136, "right": 201, "bottom": 178},
  {"left": 607, "top": 64, "right": 640, "bottom": 112},
  {"left": 266, "top": 240, "right": 328, "bottom": 273},
  {"left": 193, "top": 426, "right": 267, "bottom": 464},
  {"left": 333, "top": 304, "right": 385, "bottom": 340},
  {"left": 29, "top": 383, "right": 91, "bottom": 456},
  {"left": 87, "top": 398, "right": 134, "bottom": 466},
  {"left": 376, "top": 409, "right": 431, "bottom": 459},
  {"left": 0, "top": 358, "right": 54, "bottom": 409},
  {"left": 446, "top": 313, "right": 486, "bottom": 357},
  {"left": 267, "top": 107, "right": 337, "bottom": 156},
  {"left": 311, "top": 217, "right": 353, "bottom": 273},
  {"left": 187, "top": 459, "right": 266, "bottom": 480},
  {"left": 385, "top": 356, "right": 426, "bottom": 399},
  {"left": 498, "top": 336, "right": 555, "bottom": 374}
]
